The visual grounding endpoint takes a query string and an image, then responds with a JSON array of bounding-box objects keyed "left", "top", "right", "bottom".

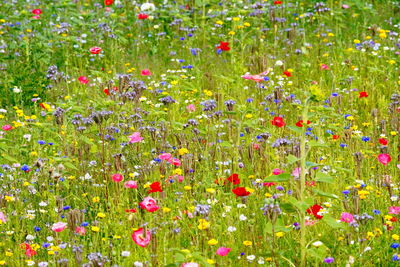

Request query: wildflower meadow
[{"left": 0, "top": 0, "right": 400, "bottom": 266}]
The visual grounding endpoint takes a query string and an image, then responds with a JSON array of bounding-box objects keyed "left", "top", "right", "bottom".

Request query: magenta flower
[
  {"left": 186, "top": 104, "right": 196, "bottom": 112},
  {"left": 112, "top": 173, "right": 124, "bottom": 182},
  {"left": 378, "top": 153, "right": 391, "bottom": 165},
  {"left": 51, "top": 222, "right": 67, "bottom": 232},
  {"left": 75, "top": 226, "right": 86, "bottom": 236},
  {"left": 141, "top": 69, "right": 152, "bottom": 76},
  {"left": 78, "top": 76, "right": 89, "bottom": 84},
  {"left": 272, "top": 168, "right": 284, "bottom": 175},
  {"left": 181, "top": 263, "right": 199, "bottom": 267},
  {"left": 124, "top": 180, "right": 138, "bottom": 189},
  {"left": 0, "top": 212, "right": 7, "bottom": 224},
  {"left": 216, "top": 247, "right": 231, "bottom": 256},
  {"left": 2, "top": 125, "right": 12, "bottom": 131},
  {"left": 139, "top": 196, "right": 160, "bottom": 212},
  {"left": 128, "top": 132, "right": 144, "bottom": 143},
  {"left": 389, "top": 207, "right": 400, "bottom": 215},
  {"left": 159, "top": 153, "right": 172, "bottom": 161},
  {"left": 340, "top": 212, "right": 354, "bottom": 223},
  {"left": 132, "top": 228, "right": 151, "bottom": 247},
  {"left": 89, "top": 47, "right": 102, "bottom": 54}
]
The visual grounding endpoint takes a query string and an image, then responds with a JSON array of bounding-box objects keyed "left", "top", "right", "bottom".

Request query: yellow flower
[
  {"left": 184, "top": 186, "right": 192, "bottom": 191},
  {"left": 207, "top": 259, "right": 215, "bottom": 264},
  {"left": 162, "top": 207, "right": 171, "bottom": 213},
  {"left": 92, "top": 197, "right": 100, "bottom": 203},
  {"left": 208, "top": 239, "right": 218, "bottom": 245},
  {"left": 216, "top": 20, "right": 223, "bottom": 25},
  {"left": 174, "top": 168, "right": 183, "bottom": 175},
  {"left": 206, "top": 188, "right": 216, "bottom": 194},
  {"left": 243, "top": 240, "right": 252, "bottom": 246},
  {"left": 5, "top": 251, "right": 13, "bottom": 257},
  {"left": 243, "top": 22, "right": 250, "bottom": 27},
  {"left": 233, "top": 17, "right": 240, "bottom": 21},
  {"left": 275, "top": 232, "right": 285, "bottom": 237},
  {"left": 91, "top": 226, "right": 100, "bottom": 232},
  {"left": 178, "top": 148, "right": 189, "bottom": 155},
  {"left": 0, "top": 261, "right": 5, "bottom": 265},
  {"left": 245, "top": 114, "right": 253, "bottom": 119},
  {"left": 97, "top": 212, "right": 106, "bottom": 218},
  {"left": 390, "top": 131, "right": 397, "bottom": 136},
  {"left": 392, "top": 234, "right": 399, "bottom": 241},
  {"left": 228, "top": 31, "right": 236, "bottom": 35},
  {"left": 198, "top": 219, "right": 210, "bottom": 230}
]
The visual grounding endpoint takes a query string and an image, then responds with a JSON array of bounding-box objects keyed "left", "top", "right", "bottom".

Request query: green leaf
[
  {"left": 312, "top": 189, "right": 339, "bottom": 199},
  {"left": 287, "top": 154, "right": 299, "bottom": 164},
  {"left": 63, "top": 162, "right": 79, "bottom": 171},
  {"left": 265, "top": 173, "right": 291, "bottom": 182},
  {"left": 1, "top": 154, "right": 18, "bottom": 162},
  {"left": 323, "top": 214, "right": 344, "bottom": 229},
  {"left": 306, "top": 161, "right": 319, "bottom": 168},
  {"left": 219, "top": 141, "right": 232, "bottom": 148},
  {"left": 287, "top": 197, "right": 314, "bottom": 211},
  {"left": 315, "top": 172, "right": 334, "bottom": 183},
  {"left": 308, "top": 140, "right": 329, "bottom": 148},
  {"left": 287, "top": 125, "right": 302, "bottom": 134}
]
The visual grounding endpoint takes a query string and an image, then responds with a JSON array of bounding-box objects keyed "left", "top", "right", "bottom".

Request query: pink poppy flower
[
  {"left": 241, "top": 70, "right": 270, "bottom": 82},
  {"left": 124, "top": 180, "right": 138, "bottom": 189},
  {"left": 342, "top": 4, "right": 350, "bottom": 9},
  {"left": 305, "top": 219, "right": 316, "bottom": 226},
  {"left": 186, "top": 104, "right": 196, "bottom": 112},
  {"left": 0, "top": 212, "right": 6, "bottom": 223},
  {"left": 216, "top": 247, "right": 231, "bottom": 256},
  {"left": 378, "top": 153, "right": 391, "bottom": 165},
  {"left": 112, "top": 173, "right": 124, "bottom": 182},
  {"left": 272, "top": 168, "right": 284, "bottom": 175},
  {"left": 159, "top": 153, "right": 172, "bottom": 161},
  {"left": 128, "top": 132, "right": 144, "bottom": 143},
  {"left": 132, "top": 228, "right": 151, "bottom": 247},
  {"left": 32, "top": 9, "right": 42, "bottom": 15},
  {"left": 141, "top": 69, "right": 151, "bottom": 76},
  {"left": 2, "top": 125, "right": 12, "bottom": 131},
  {"left": 320, "top": 64, "right": 329, "bottom": 70},
  {"left": 139, "top": 196, "right": 159, "bottom": 212},
  {"left": 90, "top": 47, "right": 102, "bottom": 54},
  {"left": 340, "top": 212, "right": 354, "bottom": 223},
  {"left": 181, "top": 263, "right": 199, "bottom": 267},
  {"left": 51, "top": 222, "right": 67, "bottom": 232},
  {"left": 75, "top": 226, "right": 86, "bottom": 235},
  {"left": 170, "top": 158, "right": 181, "bottom": 166},
  {"left": 389, "top": 207, "right": 400, "bottom": 215},
  {"left": 78, "top": 76, "right": 89, "bottom": 84},
  {"left": 292, "top": 167, "right": 301, "bottom": 178}
]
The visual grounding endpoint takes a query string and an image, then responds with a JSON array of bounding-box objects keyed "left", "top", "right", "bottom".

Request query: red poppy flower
[
  {"left": 359, "top": 91, "right": 368, "bottom": 98},
  {"left": 391, "top": 217, "right": 398, "bottom": 222},
  {"left": 379, "top": 138, "right": 388, "bottom": 146},
  {"left": 125, "top": 209, "right": 137, "bottom": 213},
  {"left": 217, "top": 41, "right": 230, "bottom": 51},
  {"left": 149, "top": 181, "right": 163, "bottom": 193},
  {"left": 90, "top": 47, "right": 102, "bottom": 54},
  {"left": 104, "top": 0, "right": 113, "bottom": 5},
  {"left": 305, "top": 181, "right": 316, "bottom": 187},
  {"left": 271, "top": 116, "right": 285, "bottom": 127},
  {"left": 306, "top": 204, "right": 323, "bottom": 219},
  {"left": 263, "top": 182, "right": 276, "bottom": 187},
  {"left": 295, "top": 120, "right": 311, "bottom": 127},
  {"left": 103, "top": 89, "right": 110, "bottom": 96},
  {"left": 332, "top": 135, "right": 340, "bottom": 140},
  {"left": 274, "top": 1, "right": 282, "bottom": 4},
  {"left": 283, "top": 70, "right": 291, "bottom": 77},
  {"left": 138, "top": 13, "right": 149, "bottom": 19},
  {"left": 232, "top": 187, "right": 250, "bottom": 197},
  {"left": 225, "top": 173, "right": 240, "bottom": 185},
  {"left": 32, "top": 9, "right": 42, "bottom": 15}
]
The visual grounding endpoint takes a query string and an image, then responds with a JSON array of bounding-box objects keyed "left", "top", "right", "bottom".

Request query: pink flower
[
  {"left": 216, "top": 247, "right": 231, "bottom": 256},
  {"left": 292, "top": 167, "right": 301, "bottom": 178},
  {"left": 389, "top": 207, "right": 400, "bottom": 215},
  {"left": 112, "top": 173, "right": 124, "bottom": 182},
  {"left": 342, "top": 4, "right": 350, "bottom": 9},
  {"left": 128, "top": 132, "right": 144, "bottom": 143},
  {"left": 241, "top": 74, "right": 265, "bottom": 83},
  {"left": 75, "top": 226, "right": 86, "bottom": 235},
  {"left": 170, "top": 158, "right": 181, "bottom": 166},
  {"left": 378, "top": 153, "right": 391, "bottom": 165},
  {"left": 0, "top": 212, "right": 7, "bottom": 223},
  {"left": 320, "top": 64, "right": 329, "bottom": 70},
  {"left": 397, "top": 164, "right": 400, "bottom": 169},
  {"left": 2, "top": 125, "right": 12, "bottom": 131},
  {"left": 132, "top": 228, "right": 151, "bottom": 247},
  {"left": 186, "top": 104, "right": 196, "bottom": 112},
  {"left": 141, "top": 69, "right": 152, "bottom": 76},
  {"left": 139, "top": 196, "right": 159, "bottom": 212},
  {"left": 159, "top": 153, "right": 172, "bottom": 161},
  {"left": 51, "top": 222, "right": 67, "bottom": 232},
  {"left": 340, "top": 212, "right": 354, "bottom": 223},
  {"left": 272, "top": 168, "right": 284, "bottom": 175},
  {"left": 90, "top": 47, "right": 102, "bottom": 54},
  {"left": 78, "top": 76, "right": 89, "bottom": 84},
  {"left": 32, "top": 9, "right": 42, "bottom": 15},
  {"left": 181, "top": 263, "right": 199, "bottom": 267},
  {"left": 305, "top": 219, "right": 316, "bottom": 226},
  {"left": 124, "top": 180, "right": 138, "bottom": 189}
]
